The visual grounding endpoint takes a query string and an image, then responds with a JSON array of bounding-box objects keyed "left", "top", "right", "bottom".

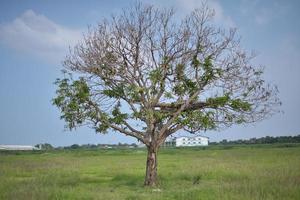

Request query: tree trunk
[{"left": 144, "top": 145, "right": 158, "bottom": 186}]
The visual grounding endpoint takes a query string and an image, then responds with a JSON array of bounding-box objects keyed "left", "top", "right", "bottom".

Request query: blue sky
[{"left": 0, "top": 0, "right": 299, "bottom": 146}]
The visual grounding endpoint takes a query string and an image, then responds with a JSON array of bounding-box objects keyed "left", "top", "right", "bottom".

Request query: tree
[
  {"left": 70, "top": 144, "right": 80, "bottom": 149},
  {"left": 53, "top": 2, "right": 280, "bottom": 186}
]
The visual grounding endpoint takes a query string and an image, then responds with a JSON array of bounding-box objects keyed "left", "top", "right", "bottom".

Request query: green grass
[{"left": 0, "top": 144, "right": 300, "bottom": 199}]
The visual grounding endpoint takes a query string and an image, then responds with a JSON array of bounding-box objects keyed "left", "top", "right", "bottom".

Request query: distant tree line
[
  {"left": 37, "top": 135, "right": 299, "bottom": 149},
  {"left": 59, "top": 143, "right": 138, "bottom": 150},
  {"left": 35, "top": 143, "right": 138, "bottom": 150},
  {"left": 210, "top": 135, "right": 300, "bottom": 145}
]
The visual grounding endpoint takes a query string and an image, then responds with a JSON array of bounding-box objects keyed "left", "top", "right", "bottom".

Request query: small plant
[{"left": 193, "top": 175, "right": 202, "bottom": 185}]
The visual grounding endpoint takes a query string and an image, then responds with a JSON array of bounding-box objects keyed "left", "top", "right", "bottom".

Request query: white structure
[
  {"left": 175, "top": 136, "right": 209, "bottom": 147},
  {"left": 0, "top": 145, "right": 40, "bottom": 151}
]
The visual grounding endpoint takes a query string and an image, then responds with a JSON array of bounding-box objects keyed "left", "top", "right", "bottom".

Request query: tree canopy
[{"left": 53, "top": 2, "right": 280, "bottom": 186}]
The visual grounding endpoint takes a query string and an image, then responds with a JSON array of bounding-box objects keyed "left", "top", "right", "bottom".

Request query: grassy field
[{"left": 0, "top": 144, "right": 300, "bottom": 200}]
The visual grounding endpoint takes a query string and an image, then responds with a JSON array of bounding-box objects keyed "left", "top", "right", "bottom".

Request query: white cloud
[{"left": 0, "top": 10, "right": 82, "bottom": 62}]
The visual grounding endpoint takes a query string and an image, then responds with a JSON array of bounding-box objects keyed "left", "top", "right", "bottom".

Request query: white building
[
  {"left": 0, "top": 145, "right": 40, "bottom": 151},
  {"left": 175, "top": 136, "right": 209, "bottom": 147}
]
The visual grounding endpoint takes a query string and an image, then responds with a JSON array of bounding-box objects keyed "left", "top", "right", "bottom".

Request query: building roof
[
  {"left": 0, "top": 145, "right": 39, "bottom": 150},
  {"left": 176, "top": 135, "right": 209, "bottom": 139}
]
